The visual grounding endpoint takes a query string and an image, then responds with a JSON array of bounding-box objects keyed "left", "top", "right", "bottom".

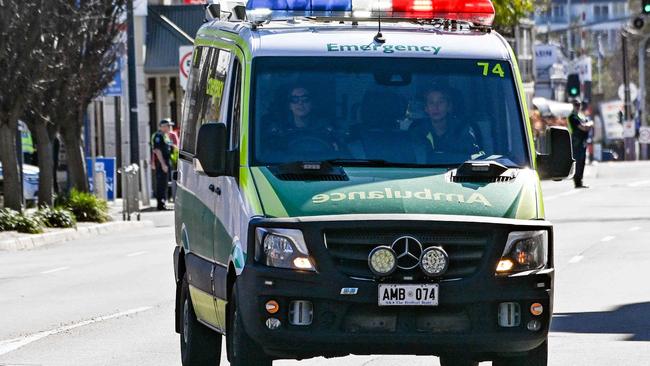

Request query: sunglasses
[{"left": 290, "top": 95, "right": 311, "bottom": 104}]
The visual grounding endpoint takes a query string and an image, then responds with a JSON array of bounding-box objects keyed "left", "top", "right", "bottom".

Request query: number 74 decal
[{"left": 477, "top": 62, "right": 505, "bottom": 78}]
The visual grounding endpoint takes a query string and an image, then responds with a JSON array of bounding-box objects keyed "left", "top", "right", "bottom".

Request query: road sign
[
  {"left": 623, "top": 121, "right": 637, "bottom": 138},
  {"left": 103, "top": 60, "right": 123, "bottom": 97},
  {"left": 618, "top": 83, "right": 638, "bottom": 102},
  {"left": 179, "top": 46, "right": 194, "bottom": 90},
  {"left": 575, "top": 56, "right": 592, "bottom": 82},
  {"left": 639, "top": 127, "right": 650, "bottom": 144},
  {"left": 86, "top": 157, "right": 116, "bottom": 200}
]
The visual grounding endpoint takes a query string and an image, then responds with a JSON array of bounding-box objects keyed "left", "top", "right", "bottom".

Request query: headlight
[
  {"left": 420, "top": 247, "right": 449, "bottom": 277},
  {"left": 255, "top": 228, "right": 315, "bottom": 271},
  {"left": 368, "top": 246, "right": 397, "bottom": 276},
  {"left": 496, "top": 231, "right": 548, "bottom": 274}
]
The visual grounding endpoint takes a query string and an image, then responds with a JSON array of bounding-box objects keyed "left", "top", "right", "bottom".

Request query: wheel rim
[{"left": 182, "top": 298, "right": 190, "bottom": 345}]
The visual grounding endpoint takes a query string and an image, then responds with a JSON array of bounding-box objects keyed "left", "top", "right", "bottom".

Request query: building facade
[{"left": 535, "top": 0, "right": 630, "bottom": 54}]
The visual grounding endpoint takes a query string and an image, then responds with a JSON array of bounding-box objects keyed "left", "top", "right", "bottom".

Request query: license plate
[{"left": 378, "top": 284, "right": 439, "bottom": 306}]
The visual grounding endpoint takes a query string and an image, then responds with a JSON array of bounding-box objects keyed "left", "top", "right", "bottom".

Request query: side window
[
  {"left": 229, "top": 59, "right": 242, "bottom": 149},
  {"left": 180, "top": 47, "right": 202, "bottom": 155},
  {"left": 201, "top": 49, "right": 231, "bottom": 126},
  {"left": 180, "top": 47, "right": 214, "bottom": 155}
]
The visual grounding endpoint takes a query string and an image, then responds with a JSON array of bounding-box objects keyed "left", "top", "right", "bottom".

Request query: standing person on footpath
[
  {"left": 151, "top": 119, "right": 173, "bottom": 210},
  {"left": 568, "top": 98, "right": 594, "bottom": 189}
]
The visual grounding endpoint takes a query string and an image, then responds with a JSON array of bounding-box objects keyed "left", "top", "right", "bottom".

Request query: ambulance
[{"left": 172, "top": 1, "right": 574, "bottom": 365}]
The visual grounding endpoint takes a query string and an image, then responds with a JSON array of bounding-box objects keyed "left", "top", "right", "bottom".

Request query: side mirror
[
  {"left": 537, "top": 126, "right": 575, "bottom": 181},
  {"left": 195, "top": 122, "right": 228, "bottom": 177}
]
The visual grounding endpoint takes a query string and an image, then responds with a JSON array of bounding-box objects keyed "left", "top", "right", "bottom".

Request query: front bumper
[{"left": 239, "top": 216, "right": 554, "bottom": 360}]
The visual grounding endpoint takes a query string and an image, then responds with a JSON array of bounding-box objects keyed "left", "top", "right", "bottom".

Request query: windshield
[{"left": 252, "top": 57, "right": 529, "bottom": 168}]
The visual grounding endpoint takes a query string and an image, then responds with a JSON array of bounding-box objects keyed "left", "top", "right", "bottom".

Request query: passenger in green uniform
[{"left": 409, "top": 87, "right": 481, "bottom": 162}]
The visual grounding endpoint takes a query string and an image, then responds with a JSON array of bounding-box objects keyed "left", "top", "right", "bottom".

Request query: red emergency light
[{"left": 389, "top": 0, "right": 495, "bottom": 25}]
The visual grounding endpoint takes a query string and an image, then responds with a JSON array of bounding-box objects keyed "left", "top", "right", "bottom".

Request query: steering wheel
[{"left": 287, "top": 135, "right": 334, "bottom": 155}]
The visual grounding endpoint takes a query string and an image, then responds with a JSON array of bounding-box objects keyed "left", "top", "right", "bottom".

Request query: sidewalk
[
  {"left": 0, "top": 200, "right": 159, "bottom": 252},
  {"left": 0, "top": 220, "right": 153, "bottom": 251}
]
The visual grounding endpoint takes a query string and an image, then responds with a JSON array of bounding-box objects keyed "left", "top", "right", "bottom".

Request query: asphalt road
[{"left": 1, "top": 161, "right": 650, "bottom": 366}]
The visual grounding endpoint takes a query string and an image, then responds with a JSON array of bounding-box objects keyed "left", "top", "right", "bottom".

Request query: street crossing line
[
  {"left": 40, "top": 267, "right": 69, "bottom": 274},
  {"left": 569, "top": 255, "right": 584, "bottom": 264},
  {"left": 0, "top": 306, "right": 153, "bottom": 356},
  {"left": 601, "top": 236, "right": 616, "bottom": 242},
  {"left": 126, "top": 251, "right": 148, "bottom": 257},
  {"left": 627, "top": 180, "right": 650, "bottom": 187}
]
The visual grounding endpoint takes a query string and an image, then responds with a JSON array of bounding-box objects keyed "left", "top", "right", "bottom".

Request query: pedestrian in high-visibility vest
[{"left": 568, "top": 98, "right": 594, "bottom": 189}]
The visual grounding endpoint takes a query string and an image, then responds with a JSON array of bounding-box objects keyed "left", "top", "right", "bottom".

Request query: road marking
[
  {"left": 0, "top": 306, "right": 152, "bottom": 356},
  {"left": 627, "top": 180, "right": 650, "bottom": 187},
  {"left": 40, "top": 267, "right": 69, "bottom": 274},
  {"left": 126, "top": 251, "right": 148, "bottom": 257},
  {"left": 544, "top": 190, "right": 583, "bottom": 202},
  {"left": 601, "top": 236, "right": 616, "bottom": 242},
  {"left": 569, "top": 255, "right": 584, "bottom": 264},
  {"left": 629, "top": 226, "right": 642, "bottom": 232}
]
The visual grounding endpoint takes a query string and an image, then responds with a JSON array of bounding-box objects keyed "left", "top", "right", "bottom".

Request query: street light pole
[{"left": 126, "top": 0, "right": 139, "bottom": 166}]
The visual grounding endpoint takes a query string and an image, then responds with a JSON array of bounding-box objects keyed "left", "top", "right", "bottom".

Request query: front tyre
[
  {"left": 180, "top": 273, "right": 222, "bottom": 366},
  {"left": 493, "top": 340, "right": 548, "bottom": 366},
  {"left": 439, "top": 356, "right": 478, "bottom": 366},
  {"left": 227, "top": 284, "right": 272, "bottom": 366}
]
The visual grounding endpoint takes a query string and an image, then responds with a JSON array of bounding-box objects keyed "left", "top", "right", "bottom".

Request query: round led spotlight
[
  {"left": 368, "top": 246, "right": 397, "bottom": 277},
  {"left": 420, "top": 247, "right": 449, "bottom": 277}
]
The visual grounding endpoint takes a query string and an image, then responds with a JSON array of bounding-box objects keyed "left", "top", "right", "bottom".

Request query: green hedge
[
  {"left": 60, "top": 189, "right": 110, "bottom": 223},
  {"left": 1, "top": 190, "right": 109, "bottom": 234},
  {"left": 0, "top": 208, "right": 21, "bottom": 231},
  {"left": 34, "top": 207, "right": 76, "bottom": 229},
  {"left": 14, "top": 214, "right": 44, "bottom": 234}
]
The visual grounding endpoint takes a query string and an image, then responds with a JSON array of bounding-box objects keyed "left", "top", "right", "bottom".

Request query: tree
[
  {"left": 51, "top": 0, "right": 126, "bottom": 192},
  {"left": 22, "top": 1, "right": 71, "bottom": 207},
  {"left": 492, "top": 0, "right": 535, "bottom": 35},
  {"left": 29, "top": 0, "right": 127, "bottom": 194},
  {"left": 0, "top": 0, "right": 54, "bottom": 211}
]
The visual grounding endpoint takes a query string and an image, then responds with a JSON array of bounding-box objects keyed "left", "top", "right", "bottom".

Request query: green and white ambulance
[{"left": 173, "top": 1, "right": 574, "bottom": 365}]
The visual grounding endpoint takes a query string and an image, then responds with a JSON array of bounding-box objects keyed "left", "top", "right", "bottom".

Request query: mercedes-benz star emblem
[{"left": 391, "top": 236, "right": 423, "bottom": 270}]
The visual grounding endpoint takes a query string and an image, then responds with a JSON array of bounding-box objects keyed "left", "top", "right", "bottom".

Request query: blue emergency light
[{"left": 246, "top": 0, "right": 496, "bottom": 24}]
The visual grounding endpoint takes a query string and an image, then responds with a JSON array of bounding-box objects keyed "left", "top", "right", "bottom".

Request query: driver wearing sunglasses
[{"left": 264, "top": 85, "right": 340, "bottom": 159}]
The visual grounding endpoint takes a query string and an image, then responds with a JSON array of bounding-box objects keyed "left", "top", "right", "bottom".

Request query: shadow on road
[{"left": 552, "top": 302, "right": 650, "bottom": 341}]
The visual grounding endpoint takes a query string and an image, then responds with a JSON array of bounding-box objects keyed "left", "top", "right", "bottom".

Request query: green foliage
[
  {"left": 14, "top": 214, "right": 44, "bottom": 234},
  {"left": 0, "top": 208, "right": 21, "bottom": 231},
  {"left": 492, "top": 0, "right": 534, "bottom": 30},
  {"left": 34, "top": 207, "right": 76, "bottom": 229},
  {"left": 62, "top": 189, "right": 110, "bottom": 223}
]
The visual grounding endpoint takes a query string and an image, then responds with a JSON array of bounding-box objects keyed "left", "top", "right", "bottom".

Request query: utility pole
[
  {"left": 622, "top": 32, "right": 636, "bottom": 160},
  {"left": 639, "top": 34, "right": 650, "bottom": 160},
  {"left": 597, "top": 34, "right": 603, "bottom": 94},
  {"left": 567, "top": 0, "right": 572, "bottom": 55},
  {"left": 126, "top": 0, "right": 139, "bottom": 166}
]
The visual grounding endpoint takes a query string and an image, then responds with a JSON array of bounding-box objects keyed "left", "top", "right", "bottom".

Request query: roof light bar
[{"left": 245, "top": 0, "right": 495, "bottom": 26}]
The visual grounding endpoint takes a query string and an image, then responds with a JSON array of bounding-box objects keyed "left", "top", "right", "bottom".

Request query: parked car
[{"left": 0, "top": 163, "right": 39, "bottom": 202}]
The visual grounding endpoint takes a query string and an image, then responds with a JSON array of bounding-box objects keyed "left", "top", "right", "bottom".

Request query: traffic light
[
  {"left": 567, "top": 74, "right": 580, "bottom": 99},
  {"left": 644, "top": 0, "right": 650, "bottom": 14}
]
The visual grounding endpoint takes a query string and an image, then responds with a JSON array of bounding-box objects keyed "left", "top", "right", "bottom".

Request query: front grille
[{"left": 325, "top": 229, "right": 489, "bottom": 280}]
